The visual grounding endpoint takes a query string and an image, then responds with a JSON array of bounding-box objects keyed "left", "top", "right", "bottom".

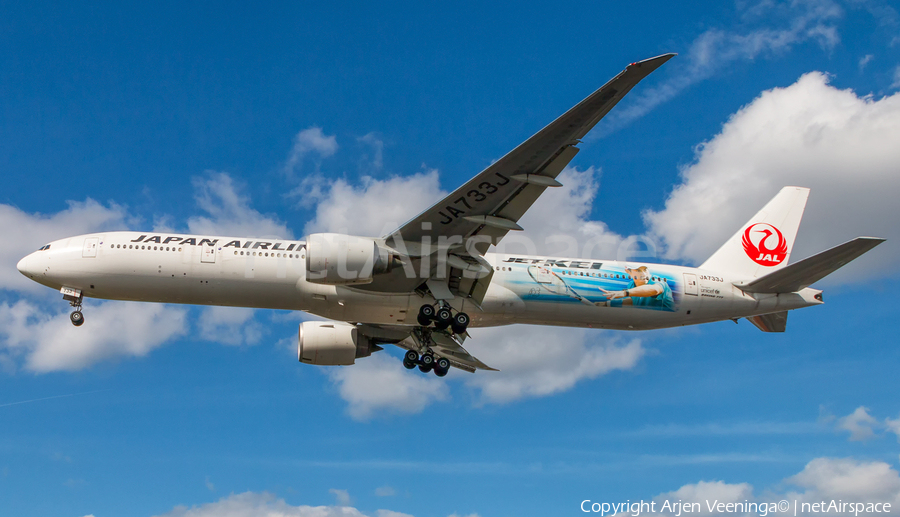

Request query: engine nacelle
[
  {"left": 305, "top": 233, "right": 396, "bottom": 285},
  {"left": 297, "top": 321, "right": 376, "bottom": 366}
]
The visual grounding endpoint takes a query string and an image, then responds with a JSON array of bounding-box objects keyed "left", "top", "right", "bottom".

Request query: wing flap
[
  {"left": 390, "top": 328, "right": 498, "bottom": 372},
  {"left": 430, "top": 331, "right": 498, "bottom": 371}
]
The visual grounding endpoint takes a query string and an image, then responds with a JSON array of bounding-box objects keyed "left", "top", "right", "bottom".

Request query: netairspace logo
[{"left": 580, "top": 499, "right": 893, "bottom": 516}]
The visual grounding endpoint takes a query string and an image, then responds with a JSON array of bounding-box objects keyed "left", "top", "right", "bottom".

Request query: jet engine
[
  {"left": 297, "top": 321, "right": 378, "bottom": 366},
  {"left": 305, "top": 233, "right": 397, "bottom": 285}
]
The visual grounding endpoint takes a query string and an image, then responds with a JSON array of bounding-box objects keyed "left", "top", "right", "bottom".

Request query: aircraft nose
[{"left": 16, "top": 254, "right": 35, "bottom": 277}]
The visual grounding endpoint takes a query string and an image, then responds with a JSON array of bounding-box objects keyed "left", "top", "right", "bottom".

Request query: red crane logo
[{"left": 742, "top": 223, "right": 788, "bottom": 266}]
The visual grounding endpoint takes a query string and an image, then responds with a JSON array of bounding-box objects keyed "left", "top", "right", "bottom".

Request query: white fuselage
[{"left": 16, "top": 231, "right": 823, "bottom": 330}]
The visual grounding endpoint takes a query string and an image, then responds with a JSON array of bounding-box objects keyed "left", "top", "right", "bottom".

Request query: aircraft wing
[
  {"left": 385, "top": 54, "right": 674, "bottom": 255},
  {"left": 361, "top": 54, "right": 675, "bottom": 300}
]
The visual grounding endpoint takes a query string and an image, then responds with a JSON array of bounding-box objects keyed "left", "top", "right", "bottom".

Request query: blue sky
[{"left": 2, "top": 1, "right": 900, "bottom": 516}]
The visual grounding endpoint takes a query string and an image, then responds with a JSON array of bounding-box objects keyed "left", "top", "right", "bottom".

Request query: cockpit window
[{"left": 38, "top": 244, "right": 51, "bottom": 251}]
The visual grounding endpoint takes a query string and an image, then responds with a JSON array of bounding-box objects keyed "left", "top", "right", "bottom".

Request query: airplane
[{"left": 15, "top": 54, "right": 884, "bottom": 377}]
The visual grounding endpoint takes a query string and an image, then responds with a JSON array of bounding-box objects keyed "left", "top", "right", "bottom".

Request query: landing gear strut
[
  {"left": 63, "top": 289, "right": 85, "bottom": 327},
  {"left": 416, "top": 303, "right": 469, "bottom": 334}
]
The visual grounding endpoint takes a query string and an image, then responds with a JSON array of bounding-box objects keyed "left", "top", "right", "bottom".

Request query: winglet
[{"left": 628, "top": 53, "right": 677, "bottom": 71}]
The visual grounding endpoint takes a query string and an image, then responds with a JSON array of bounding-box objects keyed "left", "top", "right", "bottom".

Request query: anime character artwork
[
  {"left": 524, "top": 263, "right": 678, "bottom": 312},
  {"left": 595, "top": 265, "right": 676, "bottom": 311}
]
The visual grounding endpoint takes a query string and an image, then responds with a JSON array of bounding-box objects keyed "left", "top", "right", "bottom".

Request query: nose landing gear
[
  {"left": 70, "top": 308, "right": 84, "bottom": 327},
  {"left": 61, "top": 287, "right": 85, "bottom": 327}
]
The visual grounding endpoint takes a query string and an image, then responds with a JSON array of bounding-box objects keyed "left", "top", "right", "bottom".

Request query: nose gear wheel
[{"left": 70, "top": 308, "right": 84, "bottom": 326}]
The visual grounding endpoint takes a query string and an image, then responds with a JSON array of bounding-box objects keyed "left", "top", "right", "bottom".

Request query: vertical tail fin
[{"left": 700, "top": 186, "right": 809, "bottom": 278}]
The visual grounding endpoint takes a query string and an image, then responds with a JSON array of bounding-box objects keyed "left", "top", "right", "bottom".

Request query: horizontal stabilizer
[
  {"left": 735, "top": 237, "right": 885, "bottom": 294},
  {"left": 746, "top": 311, "right": 788, "bottom": 332}
]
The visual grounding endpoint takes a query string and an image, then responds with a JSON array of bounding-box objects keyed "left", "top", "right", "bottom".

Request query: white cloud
[
  {"left": 885, "top": 414, "right": 900, "bottom": 442},
  {"left": 152, "top": 491, "right": 418, "bottom": 517},
  {"left": 0, "top": 199, "right": 128, "bottom": 293},
  {"left": 374, "top": 486, "right": 395, "bottom": 497},
  {"left": 787, "top": 457, "right": 900, "bottom": 502},
  {"left": 284, "top": 127, "right": 339, "bottom": 176},
  {"left": 375, "top": 512, "right": 414, "bottom": 517},
  {"left": 358, "top": 133, "right": 384, "bottom": 172},
  {"left": 644, "top": 72, "right": 900, "bottom": 283},
  {"left": 197, "top": 307, "right": 264, "bottom": 346},
  {"left": 822, "top": 405, "right": 900, "bottom": 442},
  {"left": 596, "top": 0, "right": 843, "bottom": 136},
  {"left": 653, "top": 457, "right": 900, "bottom": 515},
  {"left": 327, "top": 353, "right": 449, "bottom": 421},
  {"left": 463, "top": 326, "right": 645, "bottom": 404},
  {"left": 858, "top": 54, "right": 874, "bottom": 71},
  {"left": 0, "top": 299, "right": 187, "bottom": 372},
  {"left": 329, "top": 489, "right": 351, "bottom": 506},
  {"left": 656, "top": 480, "right": 753, "bottom": 515},
  {"left": 153, "top": 491, "right": 366, "bottom": 517},
  {"left": 836, "top": 406, "right": 879, "bottom": 441},
  {"left": 302, "top": 170, "right": 446, "bottom": 237},
  {"left": 187, "top": 172, "right": 293, "bottom": 239}
]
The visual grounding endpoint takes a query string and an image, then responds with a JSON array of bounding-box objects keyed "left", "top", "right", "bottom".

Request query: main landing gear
[
  {"left": 416, "top": 303, "right": 469, "bottom": 335},
  {"left": 404, "top": 303, "right": 468, "bottom": 376},
  {"left": 403, "top": 349, "right": 451, "bottom": 377}
]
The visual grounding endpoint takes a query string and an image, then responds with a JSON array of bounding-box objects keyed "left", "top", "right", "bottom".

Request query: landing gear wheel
[
  {"left": 434, "top": 307, "right": 452, "bottom": 330},
  {"left": 434, "top": 357, "right": 450, "bottom": 377},
  {"left": 404, "top": 350, "right": 420, "bottom": 363},
  {"left": 418, "top": 354, "right": 435, "bottom": 373},
  {"left": 417, "top": 305, "right": 435, "bottom": 326},
  {"left": 70, "top": 310, "right": 84, "bottom": 327},
  {"left": 403, "top": 358, "right": 417, "bottom": 369},
  {"left": 451, "top": 312, "right": 469, "bottom": 334}
]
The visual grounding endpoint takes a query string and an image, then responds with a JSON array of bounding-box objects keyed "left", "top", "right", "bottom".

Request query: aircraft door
[
  {"left": 201, "top": 244, "right": 217, "bottom": 263},
  {"left": 82, "top": 237, "right": 99, "bottom": 258},
  {"left": 683, "top": 273, "right": 698, "bottom": 296}
]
